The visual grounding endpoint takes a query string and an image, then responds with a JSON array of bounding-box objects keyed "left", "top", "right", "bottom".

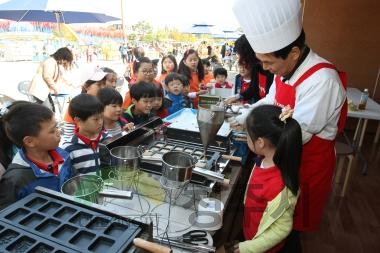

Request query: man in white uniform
[{"left": 232, "top": 0, "right": 346, "bottom": 251}]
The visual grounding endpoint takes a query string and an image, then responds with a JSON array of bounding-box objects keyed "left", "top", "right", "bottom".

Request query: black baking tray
[
  {"left": 0, "top": 190, "right": 150, "bottom": 253},
  {"left": 0, "top": 220, "right": 78, "bottom": 253}
]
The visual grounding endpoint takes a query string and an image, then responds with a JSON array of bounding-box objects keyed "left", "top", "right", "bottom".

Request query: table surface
[
  {"left": 95, "top": 163, "right": 241, "bottom": 253},
  {"left": 347, "top": 87, "right": 380, "bottom": 120}
]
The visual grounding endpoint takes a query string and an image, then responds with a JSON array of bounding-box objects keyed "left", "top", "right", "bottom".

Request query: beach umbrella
[
  {"left": 0, "top": 0, "right": 120, "bottom": 24},
  {"left": 182, "top": 22, "right": 222, "bottom": 35},
  {"left": 212, "top": 31, "right": 243, "bottom": 40}
]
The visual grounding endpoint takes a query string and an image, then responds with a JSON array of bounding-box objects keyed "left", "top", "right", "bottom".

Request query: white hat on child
[
  {"left": 232, "top": 0, "right": 303, "bottom": 54},
  {"left": 80, "top": 66, "right": 108, "bottom": 84}
]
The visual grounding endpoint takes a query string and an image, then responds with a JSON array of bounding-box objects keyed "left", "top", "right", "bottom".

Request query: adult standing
[
  {"left": 232, "top": 0, "right": 346, "bottom": 250},
  {"left": 29, "top": 47, "right": 73, "bottom": 112}
]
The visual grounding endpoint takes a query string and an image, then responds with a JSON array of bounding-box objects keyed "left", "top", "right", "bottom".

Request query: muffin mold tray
[{"left": 0, "top": 193, "right": 143, "bottom": 253}]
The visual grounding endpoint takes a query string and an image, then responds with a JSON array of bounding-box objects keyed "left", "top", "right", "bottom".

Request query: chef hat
[{"left": 233, "top": 0, "right": 302, "bottom": 54}]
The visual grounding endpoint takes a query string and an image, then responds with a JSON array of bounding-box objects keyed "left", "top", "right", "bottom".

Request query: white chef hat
[{"left": 233, "top": 0, "right": 302, "bottom": 54}]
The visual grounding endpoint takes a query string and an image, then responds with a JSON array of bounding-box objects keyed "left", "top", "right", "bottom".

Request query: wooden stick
[
  {"left": 222, "top": 154, "right": 242, "bottom": 162},
  {"left": 133, "top": 238, "right": 172, "bottom": 253}
]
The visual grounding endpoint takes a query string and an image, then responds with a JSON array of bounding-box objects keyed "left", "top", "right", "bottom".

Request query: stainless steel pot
[
  {"left": 160, "top": 151, "right": 196, "bottom": 189},
  {"left": 61, "top": 174, "right": 103, "bottom": 203},
  {"left": 61, "top": 174, "right": 133, "bottom": 203},
  {"left": 109, "top": 146, "right": 143, "bottom": 190}
]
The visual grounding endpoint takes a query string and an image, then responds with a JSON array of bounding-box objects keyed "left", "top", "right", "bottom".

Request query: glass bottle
[{"left": 358, "top": 88, "right": 369, "bottom": 110}]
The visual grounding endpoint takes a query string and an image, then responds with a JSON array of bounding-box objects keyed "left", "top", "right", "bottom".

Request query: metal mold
[
  {"left": 69, "top": 212, "right": 93, "bottom": 226},
  {"left": 69, "top": 230, "right": 96, "bottom": 247},
  {"left": 88, "top": 236, "right": 115, "bottom": 252},
  {"left": 25, "top": 197, "right": 48, "bottom": 209},
  {"left": 6, "top": 235, "right": 35, "bottom": 252},
  {"left": 20, "top": 213, "right": 44, "bottom": 228},
  {"left": 53, "top": 206, "right": 76, "bottom": 220},
  {"left": 52, "top": 224, "right": 78, "bottom": 240},
  {"left": 104, "top": 222, "right": 128, "bottom": 238},
  {"left": 86, "top": 217, "right": 110, "bottom": 230},
  {"left": 39, "top": 202, "right": 62, "bottom": 215},
  {"left": 36, "top": 218, "right": 60, "bottom": 234},
  {"left": 5, "top": 209, "right": 30, "bottom": 223},
  {"left": 29, "top": 242, "right": 54, "bottom": 252}
]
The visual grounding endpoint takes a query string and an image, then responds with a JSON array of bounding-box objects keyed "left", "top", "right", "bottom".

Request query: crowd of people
[{"left": 0, "top": 0, "right": 347, "bottom": 252}]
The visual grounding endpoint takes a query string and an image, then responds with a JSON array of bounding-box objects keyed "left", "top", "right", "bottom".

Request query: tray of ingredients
[{"left": 0, "top": 193, "right": 143, "bottom": 253}]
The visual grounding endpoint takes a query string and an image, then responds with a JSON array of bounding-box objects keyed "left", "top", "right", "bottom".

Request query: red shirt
[
  {"left": 215, "top": 82, "right": 232, "bottom": 89},
  {"left": 243, "top": 165, "right": 285, "bottom": 252}
]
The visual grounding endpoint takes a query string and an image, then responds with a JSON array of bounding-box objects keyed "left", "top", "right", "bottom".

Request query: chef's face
[{"left": 256, "top": 48, "right": 300, "bottom": 77}]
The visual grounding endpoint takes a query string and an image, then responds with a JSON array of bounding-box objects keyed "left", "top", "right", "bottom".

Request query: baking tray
[
  {"left": 0, "top": 192, "right": 145, "bottom": 253},
  {"left": 0, "top": 220, "right": 77, "bottom": 253}
]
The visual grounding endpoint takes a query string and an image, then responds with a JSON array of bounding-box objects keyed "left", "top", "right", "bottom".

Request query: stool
[{"left": 334, "top": 141, "right": 355, "bottom": 197}]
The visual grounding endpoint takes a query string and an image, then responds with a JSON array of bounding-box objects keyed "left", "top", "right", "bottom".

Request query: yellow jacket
[{"left": 239, "top": 187, "right": 299, "bottom": 253}]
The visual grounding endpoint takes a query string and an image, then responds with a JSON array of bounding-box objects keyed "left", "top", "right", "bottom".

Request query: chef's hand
[
  {"left": 123, "top": 123, "right": 135, "bottom": 132},
  {"left": 198, "top": 90, "right": 208, "bottom": 96},
  {"left": 233, "top": 243, "right": 240, "bottom": 253}
]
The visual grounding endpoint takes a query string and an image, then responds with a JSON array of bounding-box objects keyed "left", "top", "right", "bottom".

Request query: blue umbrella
[
  {"left": 182, "top": 22, "right": 222, "bottom": 35},
  {"left": 0, "top": 0, "right": 120, "bottom": 23}
]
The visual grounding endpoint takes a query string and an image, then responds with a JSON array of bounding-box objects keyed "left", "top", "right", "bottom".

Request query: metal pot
[
  {"left": 160, "top": 151, "right": 196, "bottom": 189},
  {"left": 61, "top": 174, "right": 103, "bottom": 203},
  {"left": 61, "top": 174, "right": 133, "bottom": 202},
  {"left": 109, "top": 146, "right": 143, "bottom": 190}
]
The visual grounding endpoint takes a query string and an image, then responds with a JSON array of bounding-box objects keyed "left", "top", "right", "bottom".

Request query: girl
[
  {"left": 101, "top": 67, "right": 118, "bottom": 89},
  {"left": 226, "top": 35, "right": 273, "bottom": 105},
  {"left": 234, "top": 104, "right": 302, "bottom": 253},
  {"left": 152, "top": 85, "right": 169, "bottom": 118},
  {"left": 177, "top": 49, "right": 204, "bottom": 108},
  {"left": 61, "top": 68, "right": 108, "bottom": 142},
  {"left": 97, "top": 88, "right": 134, "bottom": 137},
  {"left": 122, "top": 57, "right": 156, "bottom": 109},
  {"left": 157, "top": 55, "right": 178, "bottom": 85}
]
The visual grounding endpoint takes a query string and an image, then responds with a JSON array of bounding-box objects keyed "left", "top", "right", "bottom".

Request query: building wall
[{"left": 302, "top": 0, "right": 380, "bottom": 101}]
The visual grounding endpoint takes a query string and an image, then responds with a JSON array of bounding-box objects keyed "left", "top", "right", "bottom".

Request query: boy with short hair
[
  {"left": 213, "top": 67, "right": 232, "bottom": 88},
  {"left": 123, "top": 81, "right": 155, "bottom": 125},
  {"left": 61, "top": 93, "right": 109, "bottom": 175},
  {"left": 164, "top": 73, "right": 186, "bottom": 115},
  {"left": 0, "top": 103, "right": 73, "bottom": 209}
]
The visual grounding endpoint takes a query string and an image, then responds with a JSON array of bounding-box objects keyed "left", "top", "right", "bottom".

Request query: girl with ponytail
[{"left": 234, "top": 104, "right": 302, "bottom": 253}]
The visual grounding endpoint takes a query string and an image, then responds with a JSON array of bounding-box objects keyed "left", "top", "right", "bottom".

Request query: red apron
[{"left": 274, "top": 63, "right": 346, "bottom": 231}]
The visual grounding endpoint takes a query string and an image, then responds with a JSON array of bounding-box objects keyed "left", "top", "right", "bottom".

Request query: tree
[{"left": 131, "top": 21, "right": 153, "bottom": 42}]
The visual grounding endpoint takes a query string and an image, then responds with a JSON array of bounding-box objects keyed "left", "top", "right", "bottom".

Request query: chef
[{"left": 232, "top": 0, "right": 346, "bottom": 251}]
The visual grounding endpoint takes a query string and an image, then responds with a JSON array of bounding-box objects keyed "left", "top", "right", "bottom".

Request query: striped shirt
[{"left": 61, "top": 132, "right": 109, "bottom": 175}]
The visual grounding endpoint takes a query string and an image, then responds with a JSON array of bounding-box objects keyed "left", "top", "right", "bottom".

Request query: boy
[
  {"left": 61, "top": 93, "right": 108, "bottom": 175},
  {"left": 123, "top": 81, "right": 155, "bottom": 125},
  {"left": 164, "top": 73, "right": 186, "bottom": 115},
  {"left": 213, "top": 67, "right": 232, "bottom": 88},
  {"left": 0, "top": 103, "right": 73, "bottom": 209}
]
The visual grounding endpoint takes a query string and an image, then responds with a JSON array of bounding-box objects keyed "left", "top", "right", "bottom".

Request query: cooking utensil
[
  {"left": 61, "top": 174, "right": 133, "bottom": 203},
  {"left": 197, "top": 103, "right": 225, "bottom": 161},
  {"left": 160, "top": 151, "right": 196, "bottom": 189},
  {"left": 153, "top": 236, "right": 216, "bottom": 253},
  {"left": 109, "top": 146, "right": 143, "bottom": 191},
  {"left": 168, "top": 230, "right": 209, "bottom": 244},
  {"left": 133, "top": 238, "right": 172, "bottom": 253}
]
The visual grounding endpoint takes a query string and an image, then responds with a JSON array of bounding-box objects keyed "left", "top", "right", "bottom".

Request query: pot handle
[{"left": 137, "top": 145, "right": 146, "bottom": 157}]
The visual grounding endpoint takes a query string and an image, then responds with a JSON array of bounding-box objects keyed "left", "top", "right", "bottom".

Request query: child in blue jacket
[{"left": 0, "top": 102, "right": 73, "bottom": 209}]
